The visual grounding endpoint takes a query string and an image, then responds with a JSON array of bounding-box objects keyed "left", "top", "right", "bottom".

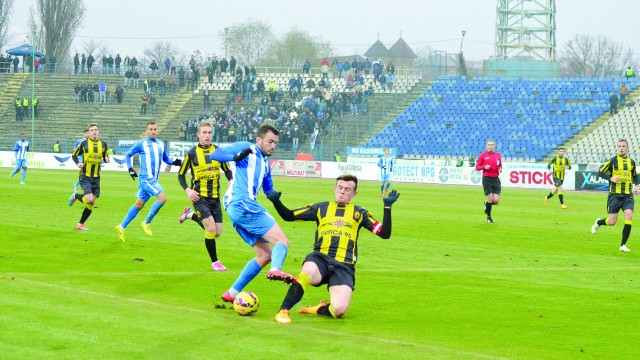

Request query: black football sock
[
  {"left": 280, "top": 282, "right": 305, "bottom": 311},
  {"left": 317, "top": 303, "right": 332, "bottom": 317},
  {"left": 597, "top": 219, "right": 607, "bottom": 226},
  {"left": 205, "top": 238, "right": 218, "bottom": 262},
  {"left": 558, "top": 194, "right": 564, "bottom": 204},
  {"left": 547, "top": 192, "right": 554, "bottom": 199},
  {"left": 621, "top": 222, "right": 632, "bottom": 246},
  {"left": 486, "top": 202, "right": 493, "bottom": 217},
  {"left": 79, "top": 208, "right": 92, "bottom": 224}
]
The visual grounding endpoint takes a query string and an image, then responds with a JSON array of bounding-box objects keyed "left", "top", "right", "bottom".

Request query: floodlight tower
[{"left": 494, "top": 0, "right": 556, "bottom": 61}]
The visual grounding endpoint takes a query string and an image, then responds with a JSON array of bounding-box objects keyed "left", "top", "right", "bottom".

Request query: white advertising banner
[
  {"left": 0, "top": 151, "right": 133, "bottom": 172},
  {"left": 0, "top": 152, "right": 575, "bottom": 190},
  {"left": 322, "top": 162, "right": 379, "bottom": 181}
]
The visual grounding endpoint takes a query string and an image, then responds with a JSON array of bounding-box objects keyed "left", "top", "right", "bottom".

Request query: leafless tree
[
  {"left": 559, "top": 34, "right": 639, "bottom": 78},
  {"left": 81, "top": 38, "right": 109, "bottom": 58},
  {"left": 143, "top": 40, "right": 180, "bottom": 68},
  {"left": 264, "top": 27, "right": 332, "bottom": 68},
  {"left": 29, "top": 0, "right": 85, "bottom": 65},
  {"left": 221, "top": 18, "right": 274, "bottom": 66},
  {"left": 0, "top": 0, "right": 15, "bottom": 51}
]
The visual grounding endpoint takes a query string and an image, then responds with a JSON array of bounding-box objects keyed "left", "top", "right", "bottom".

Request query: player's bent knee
[{"left": 331, "top": 304, "right": 348, "bottom": 318}]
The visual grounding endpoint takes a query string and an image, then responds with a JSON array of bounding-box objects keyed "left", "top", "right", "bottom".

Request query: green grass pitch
[{"left": 1, "top": 169, "right": 640, "bottom": 359}]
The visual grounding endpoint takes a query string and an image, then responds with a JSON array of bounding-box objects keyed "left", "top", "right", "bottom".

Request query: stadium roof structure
[
  {"left": 364, "top": 40, "right": 389, "bottom": 59},
  {"left": 388, "top": 38, "right": 417, "bottom": 59}
]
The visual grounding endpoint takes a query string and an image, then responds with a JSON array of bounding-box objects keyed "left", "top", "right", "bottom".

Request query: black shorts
[
  {"left": 79, "top": 175, "right": 100, "bottom": 197},
  {"left": 305, "top": 252, "right": 356, "bottom": 290},
  {"left": 482, "top": 176, "right": 501, "bottom": 196},
  {"left": 193, "top": 197, "right": 223, "bottom": 222},
  {"left": 607, "top": 193, "right": 635, "bottom": 214},
  {"left": 553, "top": 177, "right": 564, "bottom": 187}
]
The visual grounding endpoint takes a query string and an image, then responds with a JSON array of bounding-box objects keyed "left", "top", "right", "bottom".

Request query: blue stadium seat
[{"left": 363, "top": 76, "right": 616, "bottom": 160}]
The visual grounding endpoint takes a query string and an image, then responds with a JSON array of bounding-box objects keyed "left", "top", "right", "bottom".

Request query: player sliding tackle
[
  {"left": 209, "top": 124, "right": 296, "bottom": 303},
  {"left": 269, "top": 174, "right": 399, "bottom": 324}
]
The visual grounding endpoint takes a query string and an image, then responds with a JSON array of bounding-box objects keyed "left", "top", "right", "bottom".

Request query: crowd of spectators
[{"left": 73, "top": 82, "right": 124, "bottom": 104}]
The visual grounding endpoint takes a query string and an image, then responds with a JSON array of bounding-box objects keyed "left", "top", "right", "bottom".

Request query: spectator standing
[
  {"left": 619, "top": 83, "right": 629, "bottom": 107},
  {"left": 116, "top": 85, "right": 124, "bottom": 104},
  {"left": 87, "top": 54, "right": 94, "bottom": 74},
  {"left": 625, "top": 66, "right": 635, "bottom": 80},
  {"left": 610, "top": 92, "right": 619, "bottom": 115},
  {"left": 115, "top": 54, "right": 122, "bottom": 75},
  {"left": 302, "top": 59, "right": 311, "bottom": 75},
  {"left": 149, "top": 94, "right": 157, "bottom": 115},
  {"left": 99, "top": 81, "right": 107, "bottom": 103},
  {"left": 73, "top": 53, "right": 80, "bottom": 74},
  {"left": 141, "top": 93, "right": 149, "bottom": 115},
  {"left": 229, "top": 56, "right": 236, "bottom": 76},
  {"left": 149, "top": 60, "right": 159, "bottom": 76},
  {"left": 107, "top": 55, "right": 114, "bottom": 74},
  {"left": 132, "top": 70, "right": 140, "bottom": 88}
]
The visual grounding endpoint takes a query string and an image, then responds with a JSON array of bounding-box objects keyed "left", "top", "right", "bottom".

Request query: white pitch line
[{"left": 2, "top": 275, "right": 506, "bottom": 359}]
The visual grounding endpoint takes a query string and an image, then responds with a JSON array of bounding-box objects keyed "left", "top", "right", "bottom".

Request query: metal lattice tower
[{"left": 495, "top": 0, "right": 556, "bottom": 61}]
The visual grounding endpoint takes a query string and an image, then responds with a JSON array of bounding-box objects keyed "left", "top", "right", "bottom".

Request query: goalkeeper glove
[
  {"left": 234, "top": 148, "right": 253, "bottom": 162},
  {"left": 172, "top": 158, "right": 182, "bottom": 167},
  {"left": 128, "top": 167, "right": 138, "bottom": 180},
  {"left": 266, "top": 190, "right": 282, "bottom": 202},
  {"left": 382, "top": 190, "right": 400, "bottom": 207}
]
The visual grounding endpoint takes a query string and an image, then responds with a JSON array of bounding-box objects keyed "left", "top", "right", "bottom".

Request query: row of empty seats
[{"left": 364, "top": 76, "right": 640, "bottom": 160}]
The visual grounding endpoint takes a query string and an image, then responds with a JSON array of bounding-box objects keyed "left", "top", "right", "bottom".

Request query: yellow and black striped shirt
[
  {"left": 547, "top": 156, "right": 571, "bottom": 180},
  {"left": 599, "top": 155, "right": 638, "bottom": 194},
  {"left": 179, "top": 144, "right": 231, "bottom": 198},
  {"left": 72, "top": 139, "right": 108, "bottom": 178},
  {"left": 291, "top": 201, "right": 381, "bottom": 265}
]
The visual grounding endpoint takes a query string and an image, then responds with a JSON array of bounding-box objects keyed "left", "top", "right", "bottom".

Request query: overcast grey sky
[{"left": 5, "top": 0, "right": 639, "bottom": 62}]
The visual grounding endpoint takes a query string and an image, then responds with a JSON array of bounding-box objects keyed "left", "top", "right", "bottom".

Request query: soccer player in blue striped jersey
[
  {"left": 10, "top": 133, "right": 29, "bottom": 185},
  {"left": 210, "top": 124, "right": 295, "bottom": 303},
  {"left": 377, "top": 147, "right": 394, "bottom": 196},
  {"left": 115, "top": 122, "right": 182, "bottom": 241}
]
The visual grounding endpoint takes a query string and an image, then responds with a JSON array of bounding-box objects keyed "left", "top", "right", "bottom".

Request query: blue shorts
[
  {"left": 15, "top": 159, "right": 28, "bottom": 169},
  {"left": 136, "top": 178, "right": 164, "bottom": 202},
  {"left": 225, "top": 200, "right": 276, "bottom": 246},
  {"left": 381, "top": 173, "right": 392, "bottom": 182}
]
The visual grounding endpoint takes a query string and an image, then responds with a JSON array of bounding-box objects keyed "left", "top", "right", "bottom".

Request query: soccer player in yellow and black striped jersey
[
  {"left": 70, "top": 123, "right": 110, "bottom": 231},
  {"left": 591, "top": 139, "right": 640, "bottom": 252},
  {"left": 544, "top": 147, "right": 572, "bottom": 208},
  {"left": 177, "top": 121, "right": 233, "bottom": 270},
  {"left": 267, "top": 174, "right": 400, "bottom": 324}
]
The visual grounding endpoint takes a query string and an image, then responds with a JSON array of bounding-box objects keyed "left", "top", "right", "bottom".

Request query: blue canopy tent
[{"left": 6, "top": 43, "right": 44, "bottom": 57}]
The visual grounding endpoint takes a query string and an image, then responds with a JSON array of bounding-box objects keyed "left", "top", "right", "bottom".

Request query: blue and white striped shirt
[
  {"left": 13, "top": 139, "right": 29, "bottom": 160},
  {"left": 74, "top": 138, "right": 84, "bottom": 150},
  {"left": 377, "top": 155, "right": 394, "bottom": 177},
  {"left": 210, "top": 141, "right": 274, "bottom": 206},
  {"left": 125, "top": 138, "right": 172, "bottom": 180}
]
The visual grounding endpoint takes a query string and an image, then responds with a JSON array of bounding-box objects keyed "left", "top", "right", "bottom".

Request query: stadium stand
[
  {"left": 364, "top": 76, "right": 640, "bottom": 161},
  {"left": 567, "top": 104, "right": 640, "bottom": 164},
  {"left": 0, "top": 71, "right": 424, "bottom": 159}
]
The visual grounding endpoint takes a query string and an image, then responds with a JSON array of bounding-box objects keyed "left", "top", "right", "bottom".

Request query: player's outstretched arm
[
  {"left": 378, "top": 190, "right": 400, "bottom": 239},
  {"left": 266, "top": 191, "right": 296, "bottom": 221}
]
